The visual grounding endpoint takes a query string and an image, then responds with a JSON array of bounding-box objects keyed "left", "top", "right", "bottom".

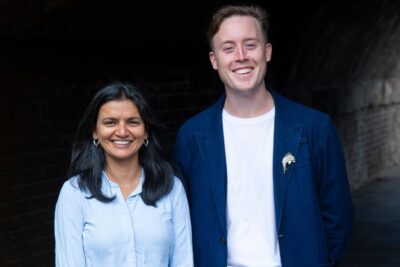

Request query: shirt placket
[
  {"left": 125, "top": 194, "right": 139, "bottom": 266},
  {"left": 114, "top": 186, "right": 138, "bottom": 267}
]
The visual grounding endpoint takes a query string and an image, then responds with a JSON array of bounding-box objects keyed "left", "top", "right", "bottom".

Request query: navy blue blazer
[{"left": 173, "top": 89, "right": 353, "bottom": 267}]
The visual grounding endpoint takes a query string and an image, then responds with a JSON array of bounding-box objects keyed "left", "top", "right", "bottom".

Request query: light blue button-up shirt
[{"left": 54, "top": 171, "right": 193, "bottom": 267}]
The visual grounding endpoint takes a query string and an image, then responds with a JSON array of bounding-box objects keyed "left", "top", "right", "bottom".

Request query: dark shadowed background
[{"left": 1, "top": 0, "right": 400, "bottom": 266}]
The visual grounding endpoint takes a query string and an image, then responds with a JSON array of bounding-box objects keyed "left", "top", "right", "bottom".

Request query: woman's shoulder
[
  {"left": 59, "top": 175, "right": 87, "bottom": 197},
  {"left": 172, "top": 175, "right": 184, "bottom": 188},
  {"left": 167, "top": 176, "right": 187, "bottom": 199}
]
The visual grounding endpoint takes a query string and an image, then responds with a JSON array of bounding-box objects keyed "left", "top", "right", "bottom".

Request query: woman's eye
[
  {"left": 103, "top": 120, "right": 115, "bottom": 126},
  {"left": 128, "top": 120, "right": 140, "bottom": 125}
]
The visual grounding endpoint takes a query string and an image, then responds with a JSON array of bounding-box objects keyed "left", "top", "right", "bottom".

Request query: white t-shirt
[{"left": 223, "top": 108, "right": 281, "bottom": 267}]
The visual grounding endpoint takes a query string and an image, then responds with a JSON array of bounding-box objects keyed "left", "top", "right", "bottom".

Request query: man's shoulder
[
  {"left": 178, "top": 96, "right": 224, "bottom": 133},
  {"left": 273, "top": 90, "right": 331, "bottom": 124}
]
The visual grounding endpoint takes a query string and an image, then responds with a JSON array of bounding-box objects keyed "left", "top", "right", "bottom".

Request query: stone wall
[{"left": 286, "top": 0, "right": 400, "bottom": 189}]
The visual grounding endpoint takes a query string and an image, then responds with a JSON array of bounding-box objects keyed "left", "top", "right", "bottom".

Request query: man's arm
[
  {"left": 316, "top": 117, "right": 353, "bottom": 265},
  {"left": 173, "top": 128, "right": 191, "bottom": 187}
]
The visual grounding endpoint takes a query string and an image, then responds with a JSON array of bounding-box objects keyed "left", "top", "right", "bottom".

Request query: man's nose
[{"left": 235, "top": 46, "right": 247, "bottom": 61}]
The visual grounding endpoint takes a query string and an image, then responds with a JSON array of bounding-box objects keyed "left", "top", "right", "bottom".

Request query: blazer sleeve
[
  {"left": 315, "top": 116, "right": 353, "bottom": 265},
  {"left": 173, "top": 127, "right": 191, "bottom": 185}
]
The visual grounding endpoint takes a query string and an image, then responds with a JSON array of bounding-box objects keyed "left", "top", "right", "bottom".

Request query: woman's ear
[{"left": 92, "top": 131, "right": 98, "bottom": 140}]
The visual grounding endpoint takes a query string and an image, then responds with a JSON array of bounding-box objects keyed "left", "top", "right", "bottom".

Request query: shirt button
[
  {"left": 278, "top": 234, "right": 285, "bottom": 238},
  {"left": 219, "top": 236, "right": 226, "bottom": 245}
]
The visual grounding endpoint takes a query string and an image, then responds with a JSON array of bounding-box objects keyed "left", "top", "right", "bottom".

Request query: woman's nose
[{"left": 116, "top": 123, "right": 128, "bottom": 136}]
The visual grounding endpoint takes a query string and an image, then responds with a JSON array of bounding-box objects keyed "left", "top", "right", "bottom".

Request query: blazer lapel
[
  {"left": 196, "top": 97, "right": 227, "bottom": 234},
  {"left": 271, "top": 90, "right": 304, "bottom": 233}
]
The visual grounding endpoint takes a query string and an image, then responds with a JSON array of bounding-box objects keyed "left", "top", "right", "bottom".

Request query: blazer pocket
[{"left": 319, "top": 262, "right": 334, "bottom": 267}]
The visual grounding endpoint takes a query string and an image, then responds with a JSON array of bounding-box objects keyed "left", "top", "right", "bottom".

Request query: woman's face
[{"left": 92, "top": 99, "right": 147, "bottom": 164}]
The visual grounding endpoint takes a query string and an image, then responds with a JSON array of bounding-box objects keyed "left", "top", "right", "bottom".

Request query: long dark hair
[{"left": 68, "top": 81, "right": 173, "bottom": 206}]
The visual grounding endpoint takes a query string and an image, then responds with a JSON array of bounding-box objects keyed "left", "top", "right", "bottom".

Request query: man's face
[{"left": 209, "top": 15, "right": 272, "bottom": 97}]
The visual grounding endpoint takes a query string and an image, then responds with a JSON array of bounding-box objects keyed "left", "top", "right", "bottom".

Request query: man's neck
[{"left": 224, "top": 88, "right": 274, "bottom": 118}]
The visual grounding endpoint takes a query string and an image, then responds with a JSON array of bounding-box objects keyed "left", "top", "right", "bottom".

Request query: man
[{"left": 174, "top": 4, "right": 353, "bottom": 267}]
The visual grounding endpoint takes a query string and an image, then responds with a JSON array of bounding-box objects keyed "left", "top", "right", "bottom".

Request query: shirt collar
[{"left": 102, "top": 168, "right": 144, "bottom": 197}]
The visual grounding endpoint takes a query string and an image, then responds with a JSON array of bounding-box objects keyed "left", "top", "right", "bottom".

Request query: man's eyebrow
[{"left": 220, "top": 40, "right": 235, "bottom": 45}]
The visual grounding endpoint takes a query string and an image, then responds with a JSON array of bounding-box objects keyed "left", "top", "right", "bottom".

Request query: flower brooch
[{"left": 282, "top": 153, "right": 296, "bottom": 174}]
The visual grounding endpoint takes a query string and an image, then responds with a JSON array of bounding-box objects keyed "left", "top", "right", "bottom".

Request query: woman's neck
[{"left": 105, "top": 158, "right": 142, "bottom": 197}]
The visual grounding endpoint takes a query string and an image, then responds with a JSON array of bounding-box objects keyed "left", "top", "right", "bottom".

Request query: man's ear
[
  {"left": 265, "top": 43, "right": 272, "bottom": 62},
  {"left": 209, "top": 51, "right": 218, "bottom": 70}
]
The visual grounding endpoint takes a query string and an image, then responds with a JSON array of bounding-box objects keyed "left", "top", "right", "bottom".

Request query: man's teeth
[
  {"left": 234, "top": 68, "right": 252, "bottom": 74},
  {"left": 113, "top": 140, "right": 130, "bottom": 145}
]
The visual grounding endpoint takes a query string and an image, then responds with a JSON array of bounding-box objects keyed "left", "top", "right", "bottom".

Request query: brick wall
[
  {"left": 337, "top": 109, "right": 398, "bottom": 188},
  {"left": 335, "top": 8, "right": 400, "bottom": 188}
]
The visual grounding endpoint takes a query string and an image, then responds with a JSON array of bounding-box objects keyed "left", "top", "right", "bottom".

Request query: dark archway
[{"left": 1, "top": 1, "right": 400, "bottom": 265}]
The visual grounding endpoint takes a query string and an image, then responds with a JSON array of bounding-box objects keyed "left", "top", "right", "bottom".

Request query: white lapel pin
[{"left": 282, "top": 153, "right": 296, "bottom": 174}]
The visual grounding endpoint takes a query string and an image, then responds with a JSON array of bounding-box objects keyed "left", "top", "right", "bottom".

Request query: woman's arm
[
  {"left": 54, "top": 179, "right": 86, "bottom": 266},
  {"left": 170, "top": 177, "right": 194, "bottom": 267}
]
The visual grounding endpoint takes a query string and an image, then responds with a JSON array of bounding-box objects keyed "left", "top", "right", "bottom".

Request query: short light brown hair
[{"left": 207, "top": 4, "right": 270, "bottom": 49}]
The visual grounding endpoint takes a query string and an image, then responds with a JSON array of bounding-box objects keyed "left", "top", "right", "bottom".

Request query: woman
[{"left": 54, "top": 82, "right": 193, "bottom": 266}]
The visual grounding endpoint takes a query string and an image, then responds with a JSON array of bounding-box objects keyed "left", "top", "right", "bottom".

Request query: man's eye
[
  {"left": 223, "top": 46, "right": 234, "bottom": 53},
  {"left": 245, "top": 43, "right": 256, "bottom": 49}
]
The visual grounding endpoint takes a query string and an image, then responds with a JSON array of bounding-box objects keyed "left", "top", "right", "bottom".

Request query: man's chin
[{"left": 231, "top": 86, "right": 256, "bottom": 95}]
